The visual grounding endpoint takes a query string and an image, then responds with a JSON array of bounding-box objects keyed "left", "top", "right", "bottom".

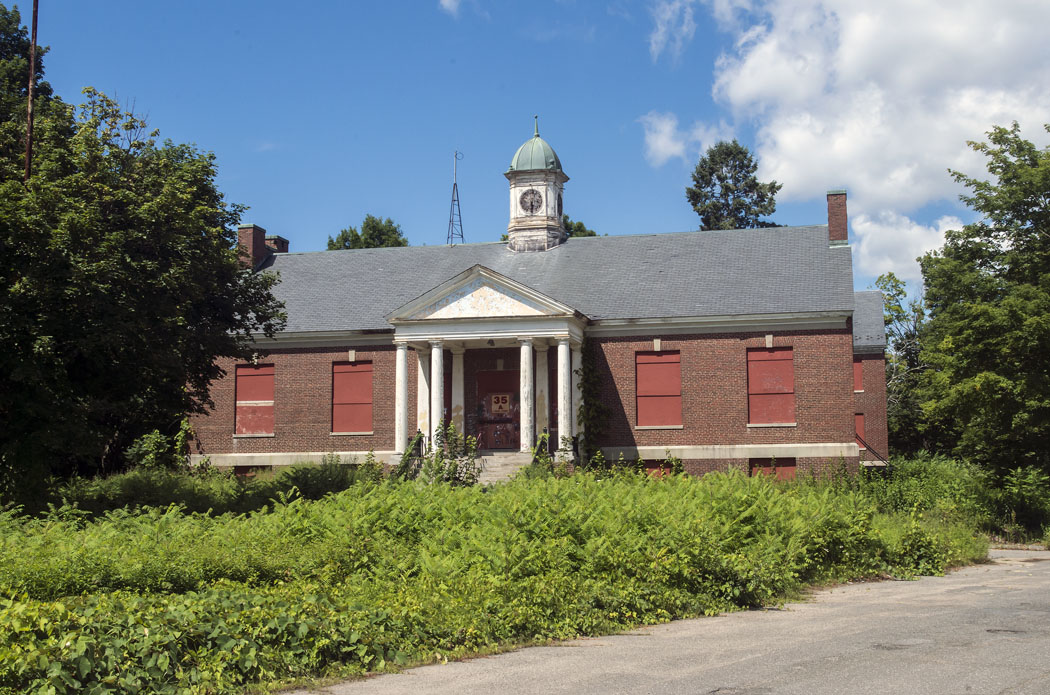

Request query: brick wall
[
  {"left": 853, "top": 352, "right": 889, "bottom": 461},
  {"left": 191, "top": 329, "right": 875, "bottom": 476},
  {"left": 590, "top": 329, "right": 855, "bottom": 450},
  {"left": 190, "top": 344, "right": 418, "bottom": 459}
]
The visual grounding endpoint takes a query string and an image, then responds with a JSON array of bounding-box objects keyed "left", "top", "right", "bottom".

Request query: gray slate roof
[
  {"left": 262, "top": 225, "right": 856, "bottom": 333},
  {"left": 853, "top": 290, "right": 887, "bottom": 350}
]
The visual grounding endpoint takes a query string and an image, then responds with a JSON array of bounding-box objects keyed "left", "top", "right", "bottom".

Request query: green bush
[
  {"left": 996, "top": 466, "right": 1050, "bottom": 538},
  {"left": 0, "top": 471, "right": 988, "bottom": 694},
  {"left": 13, "top": 458, "right": 379, "bottom": 518},
  {"left": 856, "top": 454, "right": 994, "bottom": 526}
]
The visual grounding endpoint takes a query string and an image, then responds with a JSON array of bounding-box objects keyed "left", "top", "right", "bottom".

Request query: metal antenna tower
[{"left": 447, "top": 151, "right": 464, "bottom": 245}]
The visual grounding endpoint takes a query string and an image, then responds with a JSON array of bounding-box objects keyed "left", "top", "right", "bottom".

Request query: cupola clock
[{"left": 504, "top": 117, "right": 569, "bottom": 252}]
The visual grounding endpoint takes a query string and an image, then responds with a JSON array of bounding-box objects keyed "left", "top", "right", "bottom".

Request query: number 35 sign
[{"left": 490, "top": 393, "right": 511, "bottom": 414}]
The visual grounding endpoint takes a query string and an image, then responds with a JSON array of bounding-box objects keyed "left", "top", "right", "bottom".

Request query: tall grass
[
  {"left": 0, "top": 470, "right": 986, "bottom": 694},
  {"left": 3, "top": 457, "right": 382, "bottom": 517}
]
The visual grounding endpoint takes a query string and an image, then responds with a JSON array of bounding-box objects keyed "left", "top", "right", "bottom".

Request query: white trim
[
  {"left": 854, "top": 389, "right": 865, "bottom": 394},
  {"left": 392, "top": 316, "right": 586, "bottom": 345},
  {"left": 601, "top": 442, "right": 860, "bottom": 460},
  {"left": 387, "top": 265, "right": 584, "bottom": 322},
  {"left": 232, "top": 433, "right": 275, "bottom": 438},
  {"left": 236, "top": 400, "right": 273, "bottom": 406},
  {"left": 331, "top": 431, "right": 374, "bottom": 436},
  {"left": 635, "top": 425, "right": 684, "bottom": 430},
  {"left": 249, "top": 330, "right": 394, "bottom": 349},
  {"left": 746, "top": 422, "right": 797, "bottom": 428},
  {"left": 585, "top": 311, "right": 850, "bottom": 337}
]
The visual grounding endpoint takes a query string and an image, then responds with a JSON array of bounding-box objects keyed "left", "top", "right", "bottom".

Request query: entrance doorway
[{"left": 475, "top": 370, "right": 520, "bottom": 450}]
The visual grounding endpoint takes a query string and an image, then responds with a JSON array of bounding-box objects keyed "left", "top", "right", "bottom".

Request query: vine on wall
[{"left": 575, "top": 338, "right": 609, "bottom": 464}]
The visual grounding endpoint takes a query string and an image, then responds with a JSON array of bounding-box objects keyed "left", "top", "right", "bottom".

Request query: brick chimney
[
  {"left": 237, "top": 224, "right": 269, "bottom": 269},
  {"left": 826, "top": 189, "right": 848, "bottom": 245},
  {"left": 265, "top": 235, "right": 290, "bottom": 254}
]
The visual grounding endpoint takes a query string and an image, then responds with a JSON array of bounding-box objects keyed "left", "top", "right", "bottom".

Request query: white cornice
[
  {"left": 585, "top": 311, "right": 851, "bottom": 337},
  {"left": 250, "top": 330, "right": 394, "bottom": 349},
  {"left": 386, "top": 264, "right": 586, "bottom": 323}
]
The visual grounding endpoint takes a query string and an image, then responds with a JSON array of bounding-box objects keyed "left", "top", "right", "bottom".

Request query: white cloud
[
  {"left": 639, "top": 111, "right": 732, "bottom": 166},
  {"left": 852, "top": 212, "right": 961, "bottom": 282},
  {"left": 713, "top": 1, "right": 1050, "bottom": 214},
  {"left": 649, "top": 0, "right": 697, "bottom": 62},
  {"left": 643, "top": 0, "right": 1050, "bottom": 280},
  {"left": 439, "top": 0, "right": 461, "bottom": 16}
]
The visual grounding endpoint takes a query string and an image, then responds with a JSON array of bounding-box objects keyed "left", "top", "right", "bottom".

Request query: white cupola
[{"left": 504, "top": 117, "right": 569, "bottom": 252}]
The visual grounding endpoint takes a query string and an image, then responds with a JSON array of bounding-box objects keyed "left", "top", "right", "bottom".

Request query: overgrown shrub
[
  {"left": 855, "top": 454, "right": 994, "bottom": 526},
  {"left": 995, "top": 466, "right": 1050, "bottom": 538},
  {"left": 0, "top": 464, "right": 992, "bottom": 694},
  {"left": 397, "top": 423, "right": 480, "bottom": 485},
  {"left": 14, "top": 458, "right": 381, "bottom": 517}
]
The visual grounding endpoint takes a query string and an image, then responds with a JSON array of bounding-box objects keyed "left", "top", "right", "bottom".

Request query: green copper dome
[{"left": 507, "top": 117, "right": 563, "bottom": 173}]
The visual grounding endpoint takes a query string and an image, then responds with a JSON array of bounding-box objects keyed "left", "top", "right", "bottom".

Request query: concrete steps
[{"left": 477, "top": 451, "right": 533, "bottom": 484}]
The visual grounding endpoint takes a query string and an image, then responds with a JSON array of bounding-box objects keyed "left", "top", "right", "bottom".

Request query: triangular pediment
[{"left": 387, "top": 265, "right": 579, "bottom": 322}]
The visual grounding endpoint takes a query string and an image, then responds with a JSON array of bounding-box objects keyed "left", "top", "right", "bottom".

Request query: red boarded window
[
  {"left": 333, "top": 361, "right": 373, "bottom": 433},
  {"left": 747, "top": 347, "right": 795, "bottom": 424},
  {"left": 855, "top": 413, "right": 866, "bottom": 448},
  {"left": 749, "top": 457, "right": 797, "bottom": 481},
  {"left": 636, "top": 351, "right": 681, "bottom": 427},
  {"left": 853, "top": 356, "right": 864, "bottom": 391},
  {"left": 235, "top": 364, "right": 274, "bottom": 435}
]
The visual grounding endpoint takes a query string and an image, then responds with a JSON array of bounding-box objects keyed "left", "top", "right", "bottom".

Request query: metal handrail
[{"left": 856, "top": 433, "right": 889, "bottom": 465}]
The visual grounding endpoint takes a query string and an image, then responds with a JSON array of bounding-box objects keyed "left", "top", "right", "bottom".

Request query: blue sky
[{"left": 38, "top": 1, "right": 1050, "bottom": 292}]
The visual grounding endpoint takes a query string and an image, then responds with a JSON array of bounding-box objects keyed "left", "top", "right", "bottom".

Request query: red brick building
[{"left": 190, "top": 128, "right": 888, "bottom": 478}]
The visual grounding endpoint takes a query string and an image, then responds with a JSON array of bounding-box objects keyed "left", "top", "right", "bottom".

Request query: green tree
[
  {"left": 0, "top": 26, "right": 285, "bottom": 481},
  {"left": 918, "top": 122, "right": 1050, "bottom": 476},
  {"left": 327, "top": 214, "right": 408, "bottom": 250},
  {"left": 686, "top": 139, "right": 781, "bottom": 230},
  {"left": 562, "top": 214, "right": 597, "bottom": 237},
  {"left": 0, "top": 3, "right": 51, "bottom": 123},
  {"left": 875, "top": 272, "right": 927, "bottom": 455}
]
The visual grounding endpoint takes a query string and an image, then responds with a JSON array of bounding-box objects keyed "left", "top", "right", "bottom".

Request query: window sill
[
  {"left": 331, "top": 431, "right": 374, "bottom": 436},
  {"left": 747, "top": 423, "right": 797, "bottom": 428},
  {"left": 854, "top": 389, "right": 865, "bottom": 394},
  {"left": 635, "top": 425, "right": 684, "bottom": 430},
  {"left": 233, "top": 433, "right": 275, "bottom": 438}
]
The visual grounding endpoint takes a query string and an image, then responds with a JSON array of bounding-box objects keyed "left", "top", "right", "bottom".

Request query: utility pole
[{"left": 23, "top": 0, "right": 39, "bottom": 183}]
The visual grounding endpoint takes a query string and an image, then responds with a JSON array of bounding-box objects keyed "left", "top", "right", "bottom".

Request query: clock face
[{"left": 519, "top": 188, "right": 543, "bottom": 215}]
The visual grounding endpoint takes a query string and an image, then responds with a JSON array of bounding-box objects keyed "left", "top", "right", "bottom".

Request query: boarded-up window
[
  {"left": 853, "top": 356, "right": 863, "bottom": 391},
  {"left": 333, "top": 361, "right": 373, "bottom": 433},
  {"left": 855, "top": 413, "right": 866, "bottom": 448},
  {"left": 747, "top": 347, "right": 795, "bottom": 424},
  {"left": 749, "top": 457, "right": 797, "bottom": 481},
  {"left": 636, "top": 351, "right": 681, "bottom": 426},
  {"left": 235, "top": 364, "right": 274, "bottom": 435}
]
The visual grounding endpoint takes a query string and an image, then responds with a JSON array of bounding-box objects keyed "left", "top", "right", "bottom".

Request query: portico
[{"left": 387, "top": 265, "right": 586, "bottom": 456}]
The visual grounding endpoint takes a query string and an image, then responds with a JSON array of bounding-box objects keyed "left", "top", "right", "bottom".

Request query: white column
[
  {"left": 557, "top": 338, "right": 572, "bottom": 456},
  {"left": 394, "top": 341, "right": 409, "bottom": 455},
  {"left": 519, "top": 338, "right": 534, "bottom": 452},
  {"left": 416, "top": 347, "right": 430, "bottom": 444},
  {"left": 429, "top": 340, "right": 444, "bottom": 447},
  {"left": 535, "top": 344, "right": 549, "bottom": 437},
  {"left": 571, "top": 343, "right": 583, "bottom": 441},
  {"left": 451, "top": 348, "right": 465, "bottom": 432}
]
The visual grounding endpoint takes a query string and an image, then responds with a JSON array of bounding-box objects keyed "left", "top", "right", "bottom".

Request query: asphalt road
[{"left": 290, "top": 549, "right": 1050, "bottom": 695}]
